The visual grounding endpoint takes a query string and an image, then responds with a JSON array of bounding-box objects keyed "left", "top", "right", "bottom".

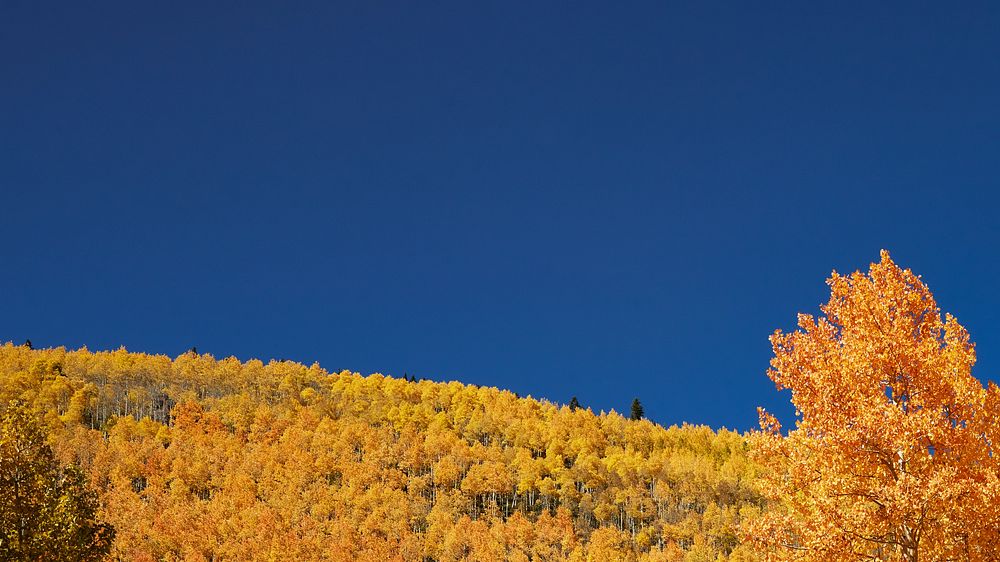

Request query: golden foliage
[
  {"left": 0, "top": 345, "right": 761, "bottom": 561},
  {"left": 745, "top": 251, "right": 1000, "bottom": 561},
  {"left": 0, "top": 402, "right": 114, "bottom": 560}
]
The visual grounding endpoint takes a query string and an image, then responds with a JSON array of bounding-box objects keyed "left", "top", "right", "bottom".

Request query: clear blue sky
[{"left": 3, "top": 2, "right": 999, "bottom": 430}]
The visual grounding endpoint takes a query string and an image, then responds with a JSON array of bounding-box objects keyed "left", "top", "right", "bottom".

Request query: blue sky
[{"left": 3, "top": 2, "right": 999, "bottom": 430}]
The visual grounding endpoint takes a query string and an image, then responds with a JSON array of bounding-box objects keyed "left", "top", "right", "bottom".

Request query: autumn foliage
[
  {"left": 745, "top": 251, "right": 1000, "bottom": 561},
  {"left": 10, "top": 252, "right": 994, "bottom": 560},
  {"left": 0, "top": 403, "right": 114, "bottom": 561},
  {"left": 0, "top": 345, "right": 761, "bottom": 561}
]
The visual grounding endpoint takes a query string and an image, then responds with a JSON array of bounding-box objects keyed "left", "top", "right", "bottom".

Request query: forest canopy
[
  {"left": 0, "top": 343, "right": 761, "bottom": 561},
  {"left": 4, "top": 252, "right": 995, "bottom": 561}
]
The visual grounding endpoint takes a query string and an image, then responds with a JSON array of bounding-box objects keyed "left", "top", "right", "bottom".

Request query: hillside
[{"left": 0, "top": 344, "right": 763, "bottom": 561}]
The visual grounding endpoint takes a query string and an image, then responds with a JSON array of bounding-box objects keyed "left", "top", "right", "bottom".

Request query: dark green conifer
[{"left": 630, "top": 398, "right": 644, "bottom": 421}]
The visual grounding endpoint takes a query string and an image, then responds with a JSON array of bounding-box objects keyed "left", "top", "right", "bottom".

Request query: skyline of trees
[
  {"left": 5, "top": 252, "right": 997, "bottom": 560},
  {"left": 0, "top": 343, "right": 762, "bottom": 561}
]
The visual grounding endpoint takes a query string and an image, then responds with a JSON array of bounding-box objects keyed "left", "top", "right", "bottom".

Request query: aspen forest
[
  {"left": 0, "top": 344, "right": 762, "bottom": 561},
  {"left": 4, "top": 252, "right": 1000, "bottom": 561}
]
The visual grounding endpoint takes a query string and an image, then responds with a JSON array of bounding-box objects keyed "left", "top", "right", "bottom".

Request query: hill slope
[{"left": 0, "top": 344, "right": 763, "bottom": 561}]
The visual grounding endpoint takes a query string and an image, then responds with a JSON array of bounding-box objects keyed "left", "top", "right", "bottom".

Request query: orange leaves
[
  {"left": 745, "top": 251, "right": 1000, "bottom": 561},
  {"left": 0, "top": 343, "right": 764, "bottom": 560},
  {"left": 756, "top": 408, "right": 780, "bottom": 435}
]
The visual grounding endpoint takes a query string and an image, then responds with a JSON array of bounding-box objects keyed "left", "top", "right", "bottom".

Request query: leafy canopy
[
  {"left": 0, "top": 403, "right": 114, "bottom": 561},
  {"left": 746, "top": 251, "right": 1000, "bottom": 561}
]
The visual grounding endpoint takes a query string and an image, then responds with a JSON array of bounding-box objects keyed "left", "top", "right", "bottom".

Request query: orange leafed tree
[{"left": 745, "top": 251, "right": 1000, "bottom": 561}]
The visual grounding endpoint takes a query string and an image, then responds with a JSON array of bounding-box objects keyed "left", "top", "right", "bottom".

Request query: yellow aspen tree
[
  {"left": 0, "top": 403, "right": 115, "bottom": 561},
  {"left": 746, "top": 251, "right": 999, "bottom": 561}
]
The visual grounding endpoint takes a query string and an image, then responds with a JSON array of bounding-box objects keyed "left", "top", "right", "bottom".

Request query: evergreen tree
[
  {"left": 630, "top": 398, "right": 644, "bottom": 421},
  {"left": 0, "top": 403, "right": 114, "bottom": 561},
  {"left": 568, "top": 396, "right": 581, "bottom": 411}
]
